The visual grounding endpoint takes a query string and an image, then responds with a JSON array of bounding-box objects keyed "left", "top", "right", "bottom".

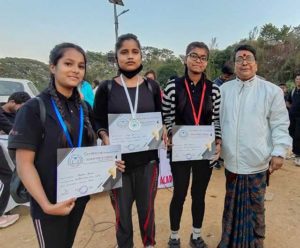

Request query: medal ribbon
[
  {"left": 120, "top": 74, "right": 139, "bottom": 120},
  {"left": 51, "top": 98, "right": 84, "bottom": 148},
  {"left": 184, "top": 79, "right": 207, "bottom": 125}
]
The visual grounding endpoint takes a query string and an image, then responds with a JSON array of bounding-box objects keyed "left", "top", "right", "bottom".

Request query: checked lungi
[{"left": 218, "top": 169, "right": 267, "bottom": 248}]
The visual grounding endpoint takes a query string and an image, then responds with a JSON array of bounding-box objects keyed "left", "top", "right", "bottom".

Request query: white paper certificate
[
  {"left": 57, "top": 145, "right": 122, "bottom": 202},
  {"left": 108, "top": 112, "right": 163, "bottom": 153},
  {"left": 172, "top": 125, "right": 215, "bottom": 162}
]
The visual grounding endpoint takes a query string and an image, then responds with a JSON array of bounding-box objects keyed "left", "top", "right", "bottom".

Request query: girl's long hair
[{"left": 48, "top": 43, "right": 96, "bottom": 147}]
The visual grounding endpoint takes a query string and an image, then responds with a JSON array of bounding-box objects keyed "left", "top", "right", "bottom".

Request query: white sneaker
[
  {"left": 294, "top": 157, "right": 300, "bottom": 166},
  {"left": 0, "top": 214, "right": 19, "bottom": 228}
]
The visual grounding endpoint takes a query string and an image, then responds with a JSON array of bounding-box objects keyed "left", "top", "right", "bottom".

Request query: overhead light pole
[{"left": 108, "top": 0, "right": 129, "bottom": 42}]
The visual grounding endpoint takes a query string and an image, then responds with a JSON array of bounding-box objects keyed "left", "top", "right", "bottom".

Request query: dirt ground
[{"left": 1, "top": 160, "right": 300, "bottom": 248}]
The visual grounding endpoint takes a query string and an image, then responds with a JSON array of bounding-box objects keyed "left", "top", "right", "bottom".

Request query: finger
[
  {"left": 269, "top": 165, "right": 274, "bottom": 174},
  {"left": 117, "top": 165, "right": 125, "bottom": 172},
  {"left": 117, "top": 164, "right": 126, "bottom": 169},
  {"left": 117, "top": 167, "right": 125, "bottom": 173},
  {"left": 211, "top": 155, "right": 218, "bottom": 162},
  {"left": 62, "top": 198, "right": 76, "bottom": 206},
  {"left": 69, "top": 201, "right": 75, "bottom": 209}
]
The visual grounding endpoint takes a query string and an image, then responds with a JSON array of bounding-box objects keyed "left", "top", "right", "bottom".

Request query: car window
[
  {"left": 27, "top": 81, "right": 39, "bottom": 96},
  {"left": 0, "top": 81, "right": 24, "bottom": 96}
]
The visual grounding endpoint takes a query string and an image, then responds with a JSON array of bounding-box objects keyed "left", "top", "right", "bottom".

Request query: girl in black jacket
[{"left": 8, "top": 43, "right": 96, "bottom": 248}]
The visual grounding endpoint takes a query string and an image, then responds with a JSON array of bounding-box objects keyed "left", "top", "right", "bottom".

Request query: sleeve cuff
[{"left": 271, "top": 145, "right": 289, "bottom": 158}]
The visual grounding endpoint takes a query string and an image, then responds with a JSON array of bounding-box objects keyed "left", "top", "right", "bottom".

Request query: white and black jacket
[{"left": 162, "top": 75, "right": 221, "bottom": 140}]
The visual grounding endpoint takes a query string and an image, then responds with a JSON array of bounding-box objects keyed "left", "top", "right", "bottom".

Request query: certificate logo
[
  {"left": 185, "top": 153, "right": 192, "bottom": 160},
  {"left": 179, "top": 129, "right": 188, "bottom": 138},
  {"left": 68, "top": 154, "right": 83, "bottom": 167},
  {"left": 117, "top": 118, "right": 128, "bottom": 128},
  {"left": 78, "top": 185, "right": 88, "bottom": 194},
  {"left": 127, "top": 144, "right": 136, "bottom": 151}
]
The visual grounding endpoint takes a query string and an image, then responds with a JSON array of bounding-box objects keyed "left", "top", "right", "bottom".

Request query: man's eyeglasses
[
  {"left": 235, "top": 55, "right": 255, "bottom": 65},
  {"left": 188, "top": 53, "right": 208, "bottom": 62}
]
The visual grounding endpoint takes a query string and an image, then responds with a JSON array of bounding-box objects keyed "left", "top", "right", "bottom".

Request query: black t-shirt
[
  {"left": 8, "top": 90, "right": 94, "bottom": 219},
  {"left": 288, "top": 88, "right": 300, "bottom": 116},
  {"left": 0, "top": 107, "right": 12, "bottom": 134},
  {"left": 174, "top": 75, "right": 213, "bottom": 126},
  {"left": 93, "top": 78, "right": 162, "bottom": 173},
  {"left": 2, "top": 109, "right": 16, "bottom": 124}
]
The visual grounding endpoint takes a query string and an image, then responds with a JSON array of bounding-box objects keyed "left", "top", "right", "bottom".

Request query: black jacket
[
  {"left": 0, "top": 107, "right": 12, "bottom": 134},
  {"left": 8, "top": 90, "right": 94, "bottom": 219}
]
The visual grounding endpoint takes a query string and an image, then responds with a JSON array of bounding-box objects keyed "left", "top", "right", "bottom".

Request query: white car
[{"left": 0, "top": 77, "right": 39, "bottom": 103}]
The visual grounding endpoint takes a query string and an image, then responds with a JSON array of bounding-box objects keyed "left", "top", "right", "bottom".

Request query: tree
[
  {"left": 157, "top": 64, "right": 180, "bottom": 88},
  {"left": 249, "top": 26, "right": 259, "bottom": 40},
  {"left": 259, "top": 23, "right": 280, "bottom": 44}
]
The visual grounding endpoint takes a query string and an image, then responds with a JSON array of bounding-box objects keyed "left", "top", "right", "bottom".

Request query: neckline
[{"left": 114, "top": 79, "right": 145, "bottom": 89}]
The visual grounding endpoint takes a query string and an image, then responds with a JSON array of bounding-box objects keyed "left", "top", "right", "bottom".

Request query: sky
[{"left": 1, "top": 0, "right": 300, "bottom": 63}]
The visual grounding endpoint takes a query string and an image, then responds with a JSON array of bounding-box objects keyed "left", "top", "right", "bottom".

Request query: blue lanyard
[{"left": 51, "top": 98, "right": 84, "bottom": 148}]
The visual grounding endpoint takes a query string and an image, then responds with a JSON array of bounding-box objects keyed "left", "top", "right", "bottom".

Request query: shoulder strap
[
  {"left": 143, "top": 77, "right": 154, "bottom": 94},
  {"left": 81, "top": 100, "right": 89, "bottom": 114},
  {"left": 107, "top": 80, "right": 113, "bottom": 95},
  {"left": 144, "top": 77, "right": 161, "bottom": 111},
  {"left": 35, "top": 97, "right": 46, "bottom": 137},
  {"left": 36, "top": 97, "right": 46, "bottom": 125},
  {"left": 291, "top": 88, "right": 295, "bottom": 98}
]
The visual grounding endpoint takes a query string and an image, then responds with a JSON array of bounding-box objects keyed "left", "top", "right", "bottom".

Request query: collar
[
  {"left": 185, "top": 72, "right": 206, "bottom": 85},
  {"left": 236, "top": 75, "right": 256, "bottom": 87},
  {"left": 56, "top": 89, "right": 77, "bottom": 102}
]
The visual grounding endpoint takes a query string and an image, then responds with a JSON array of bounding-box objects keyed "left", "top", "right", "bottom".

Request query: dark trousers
[
  {"left": 32, "top": 202, "right": 86, "bottom": 248},
  {"left": 0, "top": 147, "right": 13, "bottom": 215},
  {"left": 289, "top": 115, "right": 300, "bottom": 155},
  {"left": 169, "top": 160, "right": 212, "bottom": 231},
  {"left": 110, "top": 161, "right": 158, "bottom": 248}
]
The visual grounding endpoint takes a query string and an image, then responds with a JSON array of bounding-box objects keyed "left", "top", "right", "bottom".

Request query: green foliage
[
  {"left": 157, "top": 62, "right": 183, "bottom": 88},
  {"left": 0, "top": 58, "right": 49, "bottom": 91},
  {"left": 85, "top": 51, "right": 117, "bottom": 82},
  {"left": 1, "top": 23, "right": 300, "bottom": 90}
]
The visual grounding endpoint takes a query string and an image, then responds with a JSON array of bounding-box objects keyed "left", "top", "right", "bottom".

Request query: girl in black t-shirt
[
  {"left": 8, "top": 43, "right": 96, "bottom": 248},
  {"left": 93, "top": 33, "right": 162, "bottom": 248}
]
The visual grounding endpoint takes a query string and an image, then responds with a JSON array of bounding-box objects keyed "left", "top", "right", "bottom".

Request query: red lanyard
[{"left": 184, "top": 79, "right": 206, "bottom": 125}]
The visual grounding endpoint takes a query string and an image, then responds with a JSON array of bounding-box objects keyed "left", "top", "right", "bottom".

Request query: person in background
[
  {"left": 0, "top": 92, "right": 31, "bottom": 228},
  {"left": 212, "top": 63, "right": 234, "bottom": 170},
  {"left": 0, "top": 146, "right": 19, "bottom": 228},
  {"left": 1, "top": 92, "right": 31, "bottom": 124},
  {"left": 92, "top": 79, "right": 100, "bottom": 94},
  {"left": 213, "top": 63, "right": 234, "bottom": 87},
  {"left": 79, "top": 80, "right": 95, "bottom": 107},
  {"left": 287, "top": 73, "right": 300, "bottom": 165},
  {"left": 218, "top": 44, "right": 291, "bottom": 248},
  {"left": 0, "top": 108, "right": 12, "bottom": 135},
  {"left": 144, "top": 70, "right": 157, "bottom": 81},
  {"left": 278, "top": 83, "right": 290, "bottom": 110}
]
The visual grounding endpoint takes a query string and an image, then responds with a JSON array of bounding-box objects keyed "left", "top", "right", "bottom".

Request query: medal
[
  {"left": 120, "top": 74, "right": 141, "bottom": 131},
  {"left": 129, "top": 118, "right": 141, "bottom": 131}
]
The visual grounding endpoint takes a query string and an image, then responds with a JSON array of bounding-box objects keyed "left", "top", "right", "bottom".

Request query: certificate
[
  {"left": 57, "top": 145, "right": 122, "bottom": 202},
  {"left": 172, "top": 125, "right": 215, "bottom": 162},
  {"left": 108, "top": 112, "right": 163, "bottom": 153}
]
